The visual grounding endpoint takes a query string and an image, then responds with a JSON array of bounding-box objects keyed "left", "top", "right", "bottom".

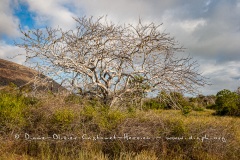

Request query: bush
[
  {"left": 143, "top": 98, "right": 165, "bottom": 110},
  {"left": 191, "top": 104, "right": 205, "bottom": 111},
  {"left": 51, "top": 109, "right": 75, "bottom": 131},
  {"left": 0, "top": 89, "right": 37, "bottom": 132},
  {"left": 182, "top": 106, "right": 192, "bottom": 115},
  {"left": 81, "top": 106, "right": 127, "bottom": 130},
  {"left": 215, "top": 89, "right": 240, "bottom": 116}
]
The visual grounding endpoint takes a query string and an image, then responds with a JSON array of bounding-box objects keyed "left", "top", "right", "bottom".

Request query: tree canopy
[
  {"left": 215, "top": 89, "right": 239, "bottom": 116},
  {"left": 17, "top": 16, "right": 207, "bottom": 107}
]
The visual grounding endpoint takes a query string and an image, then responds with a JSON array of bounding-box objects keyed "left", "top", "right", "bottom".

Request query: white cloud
[
  {"left": 23, "top": 0, "right": 76, "bottom": 29},
  {"left": 69, "top": 0, "right": 239, "bottom": 63},
  {"left": 179, "top": 19, "right": 206, "bottom": 33},
  {"left": 199, "top": 60, "right": 240, "bottom": 95},
  {"left": 0, "top": 41, "right": 25, "bottom": 64},
  {"left": 0, "top": 0, "right": 20, "bottom": 37}
]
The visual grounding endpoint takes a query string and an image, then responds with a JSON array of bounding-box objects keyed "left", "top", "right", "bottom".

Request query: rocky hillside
[{"left": 0, "top": 58, "right": 63, "bottom": 92}]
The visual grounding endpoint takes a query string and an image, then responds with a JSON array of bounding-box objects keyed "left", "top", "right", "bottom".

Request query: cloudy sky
[{"left": 0, "top": 0, "right": 240, "bottom": 95}]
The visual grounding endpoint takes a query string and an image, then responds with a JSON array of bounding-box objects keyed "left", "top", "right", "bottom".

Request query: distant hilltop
[{"left": 0, "top": 58, "right": 64, "bottom": 92}]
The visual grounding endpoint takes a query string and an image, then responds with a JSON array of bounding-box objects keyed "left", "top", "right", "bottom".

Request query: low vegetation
[{"left": 0, "top": 85, "right": 240, "bottom": 160}]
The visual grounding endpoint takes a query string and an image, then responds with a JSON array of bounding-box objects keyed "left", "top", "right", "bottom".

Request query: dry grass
[{"left": 0, "top": 91, "right": 240, "bottom": 160}]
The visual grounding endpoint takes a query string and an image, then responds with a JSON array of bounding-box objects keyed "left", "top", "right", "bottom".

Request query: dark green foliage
[
  {"left": 144, "top": 92, "right": 204, "bottom": 111},
  {"left": 182, "top": 106, "right": 192, "bottom": 115},
  {"left": 215, "top": 89, "right": 240, "bottom": 116},
  {"left": 143, "top": 98, "right": 166, "bottom": 110},
  {"left": 192, "top": 106, "right": 204, "bottom": 111}
]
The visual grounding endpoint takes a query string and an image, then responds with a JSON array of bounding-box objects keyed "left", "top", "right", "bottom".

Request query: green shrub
[
  {"left": 81, "top": 105, "right": 98, "bottom": 120},
  {"left": 143, "top": 98, "right": 165, "bottom": 110},
  {"left": 215, "top": 89, "right": 240, "bottom": 116},
  {"left": 0, "top": 91, "right": 29, "bottom": 131},
  {"left": 168, "top": 120, "right": 187, "bottom": 136},
  {"left": 192, "top": 106, "right": 204, "bottom": 112},
  {"left": 182, "top": 106, "right": 192, "bottom": 115},
  {"left": 81, "top": 106, "right": 128, "bottom": 130},
  {"left": 104, "top": 110, "right": 126, "bottom": 129},
  {"left": 51, "top": 109, "right": 75, "bottom": 130},
  {"left": 206, "top": 104, "right": 216, "bottom": 109}
]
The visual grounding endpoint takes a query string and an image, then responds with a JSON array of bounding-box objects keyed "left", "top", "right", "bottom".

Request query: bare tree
[{"left": 17, "top": 16, "right": 207, "bottom": 107}]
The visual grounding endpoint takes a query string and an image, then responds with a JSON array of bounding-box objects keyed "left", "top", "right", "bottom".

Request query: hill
[{"left": 0, "top": 58, "right": 63, "bottom": 92}]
